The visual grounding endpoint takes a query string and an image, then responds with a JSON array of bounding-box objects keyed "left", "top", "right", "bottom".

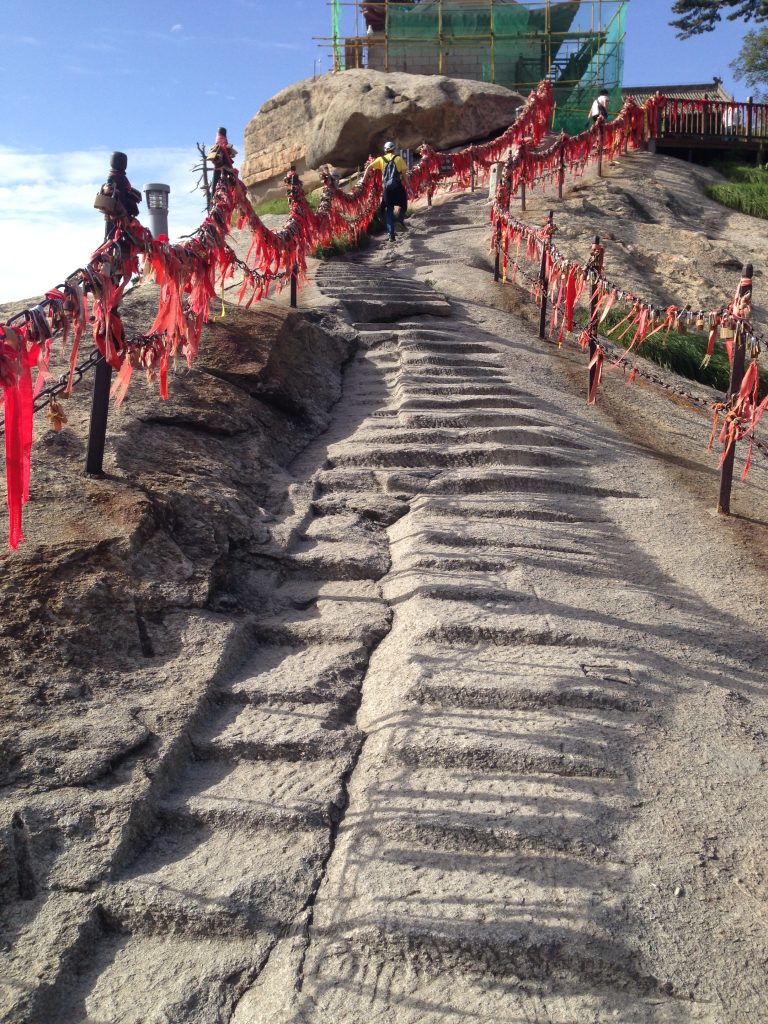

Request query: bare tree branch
[{"left": 191, "top": 142, "right": 212, "bottom": 212}]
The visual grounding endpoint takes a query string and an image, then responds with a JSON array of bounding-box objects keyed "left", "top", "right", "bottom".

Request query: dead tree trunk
[{"left": 194, "top": 142, "right": 212, "bottom": 211}]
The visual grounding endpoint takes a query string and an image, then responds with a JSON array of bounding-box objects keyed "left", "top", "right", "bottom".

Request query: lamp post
[{"left": 143, "top": 183, "right": 170, "bottom": 239}]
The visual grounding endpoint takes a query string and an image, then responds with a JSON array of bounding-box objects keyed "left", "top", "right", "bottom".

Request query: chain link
[
  {"left": 0, "top": 347, "right": 102, "bottom": 437},
  {"left": 505, "top": 256, "right": 768, "bottom": 469},
  {"left": 35, "top": 347, "right": 102, "bottom": 412}
]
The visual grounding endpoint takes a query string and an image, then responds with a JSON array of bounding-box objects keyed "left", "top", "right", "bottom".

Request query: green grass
[
  {"left": 254, "top": 190, "right": 323, "bottom": 216},
  {"left": 705, "top": 161, "right": 768, "bottom": 219},
  {"left": 312, "top": 229, "right": 371, "bottom": 260},
  {"left": 578, "top": 307, "right": 768, "bottom": 399},
  {"left": 255, "top": 192, "right": 409, "bottom": 258},
  {"left": 312, "top": 204, "right": 393, "bottom": 259},
  {"left": 252, "top": 188, "right": 383, "bottom": 258}
]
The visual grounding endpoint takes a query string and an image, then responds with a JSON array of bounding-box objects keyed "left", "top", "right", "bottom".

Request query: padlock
[{"left": 47, "top": 399, "right": 68, "bottom": 433}]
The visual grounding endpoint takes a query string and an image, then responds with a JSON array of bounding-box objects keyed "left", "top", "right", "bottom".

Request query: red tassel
[
  {"left": 588, "top": 345, "right": 604, "bottom": 405},
  {"left": 3, "top": 382, "right": 25, "bottom": 549},
  {"left": 564, "top": 267, "right": 578, "bottom": 333}
]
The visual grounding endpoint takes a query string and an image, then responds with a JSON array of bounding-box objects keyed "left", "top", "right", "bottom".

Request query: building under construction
[{"left": 323, "top": 0, "right": 627, "bottom": 134}]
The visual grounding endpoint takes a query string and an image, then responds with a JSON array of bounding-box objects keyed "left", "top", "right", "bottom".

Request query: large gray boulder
[{"left": 242, "top": 69, "right": 524, "bottom": 201}]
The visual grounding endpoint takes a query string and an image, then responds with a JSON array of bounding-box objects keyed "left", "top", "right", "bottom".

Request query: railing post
[
  {"left": 493, "top": 220, "right": 502, "bottom": 282},
  {"left": 557, "top": 135, "right": 566, "bottom": 200},
  {"left": 588, "top": 270, "right": 599, "bottom": 400},
  {"left": 538, "top": 210, "right": 554, "bottom": 340},
  {"left": 718, "top": 263, "right": 753, "bottom": 515},
  {"left": 747, "top": 95, "right": 754, "bottom": 143},
  {"left": 518, "top": 137, "right": 528, "bottom": 212},
  {"left": 587, "top": 235, "right": 605, "bottom": 403},
  {"left": 85, "top": 355, "right": 112, "bottom": 476},
  {"left": 470, "top": 161, "right": 476, "bottom": 193},
  {"left": 285, "top": 165, "right": 303, "bottom": 308},
  {"left": 597, "top": 121, "right": 604, "bottom": 178}
]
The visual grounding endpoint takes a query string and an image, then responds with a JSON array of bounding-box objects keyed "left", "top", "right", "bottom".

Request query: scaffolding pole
[{"left": 316, "top": 0, "right": 627, "bottom": 132}]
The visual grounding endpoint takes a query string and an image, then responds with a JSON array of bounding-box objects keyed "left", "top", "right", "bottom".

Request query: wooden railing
[{"left": 648, "top": 97, "right": 768, "bottom": 144}]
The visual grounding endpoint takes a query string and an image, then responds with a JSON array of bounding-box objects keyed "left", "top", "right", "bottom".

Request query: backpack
[{"left": 382, "top": 154, "right": 401, "bottom": 193}]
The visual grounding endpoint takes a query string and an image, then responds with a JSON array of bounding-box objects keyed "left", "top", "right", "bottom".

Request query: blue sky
[{"left": 0, "top": 0, "right": 756, "bottom": 302}]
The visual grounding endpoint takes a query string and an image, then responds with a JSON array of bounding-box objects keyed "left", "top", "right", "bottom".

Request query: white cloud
[
  {"left": 234, "top": 35, "right": 304, "bottom": 51},
  {"left": 0, "top": 146, "right": 211, "bottom": 305},
  {"left": 171, "top": 23, "right": 183, "bottom": 33},
  {"left": 80, "top": 40, "right": 116, "bottom": 54},
  {"left": 64, "top": 63, "right": 98, "bottom": 76}
]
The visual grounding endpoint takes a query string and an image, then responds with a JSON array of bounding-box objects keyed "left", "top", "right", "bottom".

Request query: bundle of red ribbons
[{"left": 0, "top": 168, "right": 381, "bottom": 548}]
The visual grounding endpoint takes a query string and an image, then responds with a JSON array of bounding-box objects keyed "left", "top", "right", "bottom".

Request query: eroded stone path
[
  {"left": 21, "top": 201, "right": 768, "bottom": 1022},
  {"left": 227, "top": 260, "right": 698, "bottom": 1023}
]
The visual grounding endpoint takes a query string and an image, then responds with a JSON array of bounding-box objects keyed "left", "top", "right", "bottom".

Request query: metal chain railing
[{"left": 495, "top": 209, "right": 768, "bottom": 512}]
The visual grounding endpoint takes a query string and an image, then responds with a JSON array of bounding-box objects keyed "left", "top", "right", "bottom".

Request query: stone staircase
[{"left": 31, "top": 255, "right": 710, "bottom": 1023}]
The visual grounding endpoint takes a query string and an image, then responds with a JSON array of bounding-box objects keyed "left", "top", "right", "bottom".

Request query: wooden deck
[{"left": 649, "top": 97, "right": 768, "bottom": 157}]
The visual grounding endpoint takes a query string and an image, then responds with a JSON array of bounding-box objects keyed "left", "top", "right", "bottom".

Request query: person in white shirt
[{"left": 588, "top": 91, "right": 609, "bottom": 127}]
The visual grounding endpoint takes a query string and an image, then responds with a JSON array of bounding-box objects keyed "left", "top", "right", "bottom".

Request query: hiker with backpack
[
  {"left": 365, "top": 141, "right": 409, "bottom": 242},
  {"left": 588, "top": 89, "right": 609, "bottom": 128},
  {"left": 95, "top": 151, "right": 142, "bottom": 242}
]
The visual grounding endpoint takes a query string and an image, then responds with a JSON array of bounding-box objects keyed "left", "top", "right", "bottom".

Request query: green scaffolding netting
[
  {"left": 388, "top": 2, "right": 553, "bottom": 85},
  {"left": 553, "top": 2, "right": 626, "bottom": 134},
  {"left": 333, "top": 0, "right": 345, "bottom": 70},
  {"left": 381, "top": 1, "right": 625, "bottom": 135}
]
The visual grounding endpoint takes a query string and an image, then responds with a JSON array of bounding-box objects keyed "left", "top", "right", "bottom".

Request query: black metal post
[
  {"left": 557, "top": 136, "right": 565, "bottom": 200},
  {"left": 470, "top": 162, "right": 476, "bottom": 193},
  {"left": 493, "top": 221, "right": 502, "bottom": 283},
  {"left": 519, "top": 137, "right": 528, "bottom": 212},
  {"left": 597, "top": 122, "right": 604, "bottom": 177},
  {"left": 747, "top": 95, "right": 754, "bottom": 143},
  {"left": 587, "top": 235, "right": 604, "bottom": 404},
  {"left": 85, "top": 355, "right": 112, "bottom": 476},
  {"left": 538, "top": 210, "right": 554, "bottom": 340},
  {"left": 718, "top": 263, "right": 753, "bottom": 515},
  {"left": 285, "top": 166, "right": 302, "bottom": 311},
  {"left": 588, "top": 272, "right": 599, "bottom": 400}
]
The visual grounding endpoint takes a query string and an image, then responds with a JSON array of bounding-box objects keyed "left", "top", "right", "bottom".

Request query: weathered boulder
[{"left": 242, "top": 69, "right": 524, "bottom": 201}]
